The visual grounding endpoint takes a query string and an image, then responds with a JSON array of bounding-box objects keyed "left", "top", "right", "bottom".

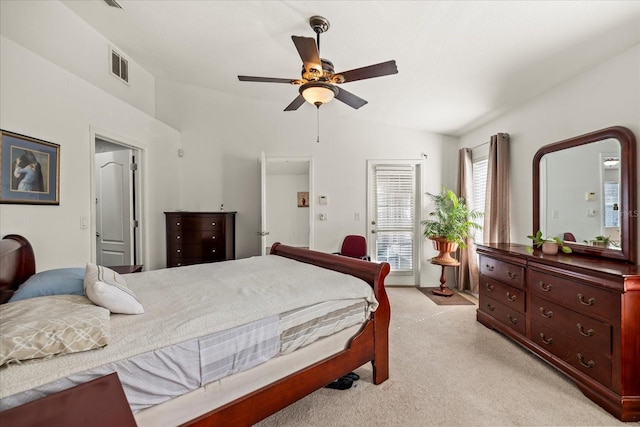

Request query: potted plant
[
  {"left": 526, "top": 230, "right": 572, "bottom": 255},
  {"left": 422, "top": 187, "right": 482, "bottom": 265}
]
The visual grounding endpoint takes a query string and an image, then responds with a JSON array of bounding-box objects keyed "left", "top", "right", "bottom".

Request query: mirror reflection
[{"left": 539, "top": 138, "right": 621, "bottom": 250}]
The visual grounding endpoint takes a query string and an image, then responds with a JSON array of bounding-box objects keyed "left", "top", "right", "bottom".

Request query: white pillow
[{"left": 84, "top": 263, "right": 144, "bottom": 314}]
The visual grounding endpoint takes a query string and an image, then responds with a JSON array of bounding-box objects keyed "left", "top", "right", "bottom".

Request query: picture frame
[
  {"left": 297, "top": 191, "right": 309, "bottom": 208},
  {"left": 1, "top": 129, "right": 60, "bottom": 205}
]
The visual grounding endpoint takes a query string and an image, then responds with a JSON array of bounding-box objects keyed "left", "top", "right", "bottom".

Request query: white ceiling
[{"left": 61, "top": 0, "right": 640, "bottom": 136}]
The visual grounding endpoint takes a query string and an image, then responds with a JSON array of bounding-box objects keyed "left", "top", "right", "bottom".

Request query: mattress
[{"left": 0, "top": 255, "right": 375, "bottom": 413}]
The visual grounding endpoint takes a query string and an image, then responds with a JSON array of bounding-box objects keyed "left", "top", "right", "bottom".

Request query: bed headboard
[{"left": 0, "top": 234, "right": 36, "bottom": 303}]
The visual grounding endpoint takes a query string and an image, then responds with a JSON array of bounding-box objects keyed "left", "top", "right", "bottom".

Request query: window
[
  {"left": 372, "top": 165, "right": 416, "bottom": 272},
  {"left": 604, "top": 181, "right": 620, "bottom": 227},
  {"left": 110, "top": 48, "right": 129, "bottom": 83},
  {"left": 472, "top": 158, "right": 488, "bottom": 243}
]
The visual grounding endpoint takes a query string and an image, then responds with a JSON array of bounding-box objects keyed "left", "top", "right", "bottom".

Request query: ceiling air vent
[
  {"left": 103, "top": 0, "right": 123, "bottom": 9},
  {"left": 110, "top": 47, "right": 129, "bottom": 84}
]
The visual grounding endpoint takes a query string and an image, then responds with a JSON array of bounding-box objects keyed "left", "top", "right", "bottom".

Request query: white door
[
  {"left": 95, "top": 150, "right": 134, "bottom": 266},
  {"left": 259, "top": 152, "right": 269, "bottom": 255},
  {"left": 367, "top": 161, "right": 421, "bottom": 285}
]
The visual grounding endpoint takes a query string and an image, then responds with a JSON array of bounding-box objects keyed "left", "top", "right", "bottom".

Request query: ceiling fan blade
[
  {"left": 335, "top": 87, "right": 368, "bottom": 109},
  {"left": 336, "top": 60, "right": 398, "bottom": 83},
  {"left": 291, "top": 36, "right": 322, "bottom": 74},
  {"left": 238, "top": 76, "right": 296, "bottom": 84},
  {"left": 284, "top": 94, "right": 305, "bottom": 111}
]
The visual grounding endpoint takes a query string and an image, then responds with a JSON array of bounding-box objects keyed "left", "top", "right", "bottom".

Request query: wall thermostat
[{"left": 319, "top": 195, "right": 328, "bottom": 205}]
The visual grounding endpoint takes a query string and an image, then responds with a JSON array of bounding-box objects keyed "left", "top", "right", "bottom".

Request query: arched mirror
[{"left": 533, "top": 126, "right": 637, "bottom": 263}]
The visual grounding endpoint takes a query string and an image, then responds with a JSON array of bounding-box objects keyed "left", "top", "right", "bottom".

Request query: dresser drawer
[
  {"left": 169, "top": 243, "right": 224, "bottom": 259},
  {"left": 531, "top": 321, "right": 612, "bottom": 387},
  {"left": 530, "top": 294, "right": 612, "bottom": 353},
  {"left": 479, "top": 275, "right": 525, "bottom": 313},
  {"left": 479, "top": 294, "right": 526, "bottom": 335},
  {"left": 529, "top": 269, "right": 618, "bottom": 322},
  {"left": 479, "top": 256, "right": 525, "bottom": 290},
  {"left": 167, "top": 230, "right": 224, "bottom": 244},
  {"left": 167, "top": 215, "right": 224, "bottom": 231}
]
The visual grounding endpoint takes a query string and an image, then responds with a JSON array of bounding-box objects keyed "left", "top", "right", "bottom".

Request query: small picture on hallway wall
[
  {"left": 297, "top": 192, "right": 309, "bottom": 208},
  {"left": 0, "top": 129, "right": 60, "bottom": 205}
]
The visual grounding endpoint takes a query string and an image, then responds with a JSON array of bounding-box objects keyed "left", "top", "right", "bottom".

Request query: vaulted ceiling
[{"left": 61, "top": 0, "right": 640, "bottom": 136}]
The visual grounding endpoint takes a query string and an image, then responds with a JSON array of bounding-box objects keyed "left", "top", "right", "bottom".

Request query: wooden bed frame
[{"left": 0, "top": 235, "right": 391, "bottom": 426}]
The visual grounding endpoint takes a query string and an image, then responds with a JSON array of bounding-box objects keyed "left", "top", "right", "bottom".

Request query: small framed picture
[
  {"left": 1, "top": 129, "right": 60, "bottom": 205},
  {"left": 297, "top": 191, "right": 309, "bottom": 208}
]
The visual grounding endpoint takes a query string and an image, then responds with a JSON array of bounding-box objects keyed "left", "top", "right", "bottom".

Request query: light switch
[
  {"left": 80, "top": 216, "right": 88, "bottom": 229},
  {"left": 319, "top": 213, "right": 327, "bottom": 221}
]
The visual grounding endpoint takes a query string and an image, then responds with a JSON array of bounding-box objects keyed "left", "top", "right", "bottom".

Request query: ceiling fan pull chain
[{"left": 316, "top": 105, "right": 320, "bottom": 143}]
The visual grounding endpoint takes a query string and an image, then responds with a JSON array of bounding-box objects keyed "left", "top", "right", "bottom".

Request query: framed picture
[
  {"left": 297, "top": 191, "right": 309, "bottom": 208},
  {"left": 1, "top": 129, "right": 60, "bottom": 205}
]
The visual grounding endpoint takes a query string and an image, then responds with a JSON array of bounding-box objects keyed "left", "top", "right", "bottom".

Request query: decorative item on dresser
[
  {"left": 476, "top": 244, "right": 639, "bottom": 421},
  {"left": 165, "top": 211, "right": 236, "bottom": 268}
]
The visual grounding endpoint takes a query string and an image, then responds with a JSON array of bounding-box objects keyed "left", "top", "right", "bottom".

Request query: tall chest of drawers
[
  {"left": 165, "top": 212, "right": 236, "bottom": 267},
  {"left": 476, "top": 243, "right": 640, "bottom": 422}
]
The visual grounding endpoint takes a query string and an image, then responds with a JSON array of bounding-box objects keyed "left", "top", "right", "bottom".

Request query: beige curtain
[
  {"left": 456, "top": 148, "right": 479, "bottom": 293},
  {"left": 484, "top": 133, "right": 511, "bottom": 244}
]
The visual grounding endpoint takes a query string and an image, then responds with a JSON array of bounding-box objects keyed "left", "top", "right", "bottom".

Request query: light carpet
[{"left": 256, "top": 287, "right": 628, "bottom": 427}]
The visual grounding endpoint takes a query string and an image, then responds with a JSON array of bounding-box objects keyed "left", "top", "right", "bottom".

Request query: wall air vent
[
  {"left": 103, "top": 0, "right": 123, "bottom": 9},
  {"left": 110, "top": 47, "right": 129, "bottom": 84}
]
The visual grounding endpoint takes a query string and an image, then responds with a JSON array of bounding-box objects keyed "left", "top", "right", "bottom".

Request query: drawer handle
[
  {"left": 577, "top": 323, "right": 595, "bottom": 337},
  {"left": 212, "top": 236, "right": 216, "bottom": 239},
  {"left": 486, "top": 303, "right": 495, "bottom": 311},
  {"left": 485, "top": 283, "right": 495, "bottom": 292},
  {"left": 176, "top": 249, "right": 181, "bottom": 253},
  {"left": 212, "top": 249, "right": 216, "bottom": 253},
  {"left": 507, "top": 314, "right": 518, "bottom": 325},
  {"left": 177, "top": 263, "right": 182, "bottom": 266},
  {"left": 538, "top": 281, "right": 552, "bottom": 292},
  {"left": 539, "top": 307, "right": 553, "bottom": 318},
  {"left": 507, "top": 271, "right": 517, "bottom": 280},
  {"left": 176, "top": 222, "right": 181, "bottom": 226},
  {"left": 485, "top": 264, "right": 495, "bottom": 272},
  {"left": 211, "top": 222, "right": 216, "bottom": 226},
  {"left": 176, "top": 235, "right": 181, "bottom": 239},
  {"left": 577, "top": 353, "right": 595, "bottom": 368},
  {"left": 577, "top": 294, "right": 596, "bottom": 306},
  {"left": 506, "top": 292, "right": 517, "bottom": 302},
  {"left": 540, "top": 333, "right": 553, "bottom": 345}
]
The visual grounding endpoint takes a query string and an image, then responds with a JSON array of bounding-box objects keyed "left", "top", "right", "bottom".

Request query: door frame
[
  {"left": 89, "top": 127, "right": 144, "bottom": 266},
  {"left": 260, "top": 153, "right": 314, "bottom": 255},
  {"left": 366, "top": 159, "right": 423, "bottom": 285}
]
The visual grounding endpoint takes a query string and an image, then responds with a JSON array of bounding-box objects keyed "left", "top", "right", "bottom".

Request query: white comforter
[{"left": 0, "top": 255, "right": 377, "bottom": 398}]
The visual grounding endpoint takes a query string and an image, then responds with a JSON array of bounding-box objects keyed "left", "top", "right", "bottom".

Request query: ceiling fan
[{"left": 238, "top": 16, "right": 398, "bottom": 111}]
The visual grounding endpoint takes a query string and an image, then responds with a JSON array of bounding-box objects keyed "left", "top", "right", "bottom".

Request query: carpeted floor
[
  {"left": 255, "top": 287, "right": 628, "bottom": 427},
  {"left": 417, "top": 286, "right": 475, "bottom": 305}
]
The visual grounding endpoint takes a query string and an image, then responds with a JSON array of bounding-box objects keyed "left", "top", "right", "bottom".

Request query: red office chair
[
  {"left": 334, "top": 235, "right": 370, "bottom": 261},
  {"left": 563, "top": 232, "right": 576, "bottom": 242}
]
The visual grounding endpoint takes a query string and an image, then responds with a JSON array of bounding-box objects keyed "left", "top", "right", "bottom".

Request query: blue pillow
[{"left": 9, "top": 268, "right": 85, "bottom": 302}]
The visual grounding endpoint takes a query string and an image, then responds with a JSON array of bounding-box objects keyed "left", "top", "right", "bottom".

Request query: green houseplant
[
  {"left": 526, "top": 230, "right": 572, "bottom": 255},
  {"left": 422, "top": 187, "right": 482, "bottom": 265}
]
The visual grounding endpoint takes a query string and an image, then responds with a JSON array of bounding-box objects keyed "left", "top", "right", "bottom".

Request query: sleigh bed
[{"left": 0, "top": 234, "right": 390, "bottom": 426}]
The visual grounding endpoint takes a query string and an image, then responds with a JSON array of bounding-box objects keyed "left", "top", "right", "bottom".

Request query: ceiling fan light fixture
[{"left": 301, "top": 83, "right": 338, "bottom": 106}]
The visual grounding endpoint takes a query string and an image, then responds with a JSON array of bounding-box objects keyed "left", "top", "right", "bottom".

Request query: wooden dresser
[
  {"left": 476, "top": 243, "right": 640, "bottom": 422},
  {"left": 165, "top": 211, "right": 236, "bottom": 268}
]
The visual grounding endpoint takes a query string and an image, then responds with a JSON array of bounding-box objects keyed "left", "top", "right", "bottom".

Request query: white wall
[
  {"left": 0, "top": 1, "right": 156, "bottom": 118},
  {"left": 0, "top": 36, "right": 181, "bottom": 271},
  {"left": 459, "top": 44, "right": 640, "bottom": 251},
  {"left": 155, "top": 79, "right": 456, "bottom": 285}
]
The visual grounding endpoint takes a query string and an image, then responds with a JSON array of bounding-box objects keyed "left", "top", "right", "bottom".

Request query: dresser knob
[
  {"left": 577, "top": 294, "right": 596, "bottom": 306},
  {"left": 176, "top": 235, "right": 181, "bottom": 239},
  {"left": 507, "top": 314, "right": 518, "bottom": 325},
  {"left": 539, "top": 307, "right": 553, "bottom": 318},
  {"left": 212, "top": 249, "right": 216, "bottom": 253},
  {"left": 485, "top": 264, "right": 495, "bottom": 272},
  {"left": 540, "top": 333, "right": 553, "bottom": 345},
  {"left": 485, "top": 283, "right": 495, "bottom": 292},
  {"left": 212, "top": 235, "right": 216, "bottom": 239},
  {"left": 506, "top": 292, "right": 517, "bottom": 302},
  {"left": 176, "top": 222, "right": 181, "bottom": 226},
  {"left": 176, "top": 249, "right": 181, "bottom": 253},
  {"left": 486, "top": 303, "right": 495, "bottom": 311},
  {"left": 507, "top": 271, "right": 517, "bottom": 280},
  {"left": 577, "top": 353, "right": 595, "bottom": 368},
  {"left": 577, "top": 323, "right": 595, "bottom": 337},
  {"left": 538, "top": 281, "right": 552, "bottom": 292},
  {"left": 211, "top": 222, "right": 216, "bottom": 226}
]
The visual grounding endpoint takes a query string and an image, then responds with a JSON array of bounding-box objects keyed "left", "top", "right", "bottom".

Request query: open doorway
[
  {"left": 259, "top": 154, "right": 314, "bottom": 255},
  {"left": 93, "top": 136, "right": 141, "bottom": 267}
]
